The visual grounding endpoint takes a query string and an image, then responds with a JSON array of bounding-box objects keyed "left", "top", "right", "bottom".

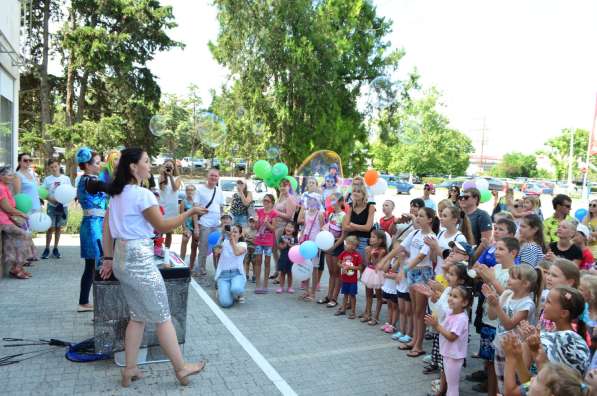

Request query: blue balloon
[
  {"left": 208, "top": 231, "right": 221, "bottom": 247},
  {"left": 299, "top": 240, "right": 318, "bottom": 260},
  {"left": 575, "top": 208, "right": 588, "bottom": 222}
]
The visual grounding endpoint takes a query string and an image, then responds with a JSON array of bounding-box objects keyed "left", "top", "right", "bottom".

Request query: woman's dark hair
[
  {"left": 78, "top": 151, "right": 99, "bottom": 171},
  {"left": 448, "top": 186, "right": 460, "bottom": 199},
  {"left": 370, "top": 229, "right": 387, "bottom": 250},
  {"left": 109, "top": 148, "right": 145, "bottom": 196},
  {"left": 16, "top": 153, "right": 31, "bottom": 171},
  {"left": 410, "top": 198, "right": 425, "bottom": 209},
  {"left": 420, "top": 207, "right": 440, "bottom": 234},
  {"left": 522, "top": 214, "right": 547, "bottom": 253},
  {"left": 237, "top": 179, "right": 249, "bottom": 195},
  {"left": 232, "top": 224, "right": 245, "bottom": 242}
]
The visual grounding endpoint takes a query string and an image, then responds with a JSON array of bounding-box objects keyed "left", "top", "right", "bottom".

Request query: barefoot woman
[{"left": 100, "top": 148, "right": 206, "bottom": 387}]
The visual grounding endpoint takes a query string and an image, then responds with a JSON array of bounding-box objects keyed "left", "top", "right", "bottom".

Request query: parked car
[
  {"left": 210, "top": 158, "right": 221, "bottom": 169},
  {"left": 192, "top": 158, "right": 207, "bottom": 170},
  {"left": 522, "top": 182, "right": 543, "bottom": 196},
  {"left": 151, "top": 154, "right": 172, "bottom": 167},
  {"left": 180, "top": 157, "right": 192, "bottom": 170},
  {"left": 234, "top": 159, "right": 247, "bottom": 172},
  {"left": 379, "top": 174, "right": 414, "bottom": 194},
  {"left": 221, "top": 178, "right": 269, "bottom": 208}
]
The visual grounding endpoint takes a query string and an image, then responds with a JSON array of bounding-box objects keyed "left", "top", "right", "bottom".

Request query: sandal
[
  {"left": 334, "top": 309, "right": 346, "bottom": 316},
  {"left": 368, "top": 318, "right": 379, "bottom": 326},
  {"left": 398, "top": 344, "right": 413, "bottom": 351},
  {"left": 360, "top": 316, "right": 370, "bottom": 323},
  {"left": 407, "top": 350, "right": 427, "bottom": 358},
  {"left": 317, "top": 297, "right": 330, "bottom": 305},
  {"left": 303, "top": 296, "right": 314, "bottom": 302},
  {"left": 348, "top": 313, "right": 356, "bottom": 319},
  {"left": 326, "top": 300, "right": 337, "bottom": 308},
  {"left": 9, "top": 270, "right": 28, "bottom": 280}
]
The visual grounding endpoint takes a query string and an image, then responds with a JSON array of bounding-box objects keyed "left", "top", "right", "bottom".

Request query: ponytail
[
  {"left": 421, "top": 207, "right": 440, "bottom": 234},
  {"left": 445, "top": 206, "right": 475, "bottom": 244},
  {"left": 533, "top": 267, "right": 543, "bottom": 308}
]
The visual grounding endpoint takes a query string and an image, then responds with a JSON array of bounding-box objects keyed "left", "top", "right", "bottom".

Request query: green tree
[
  {"left": 209, "top": 0, "right": 404, "bottom": 173},
  {"left": 371, "top": 89, "right": 473, "bottom": 176},
  {"left": 490, "top": 152, "right": 538, "bottom": 178},
  {"left": 544, "top": 128, "right": 593, "bottom": 180}
]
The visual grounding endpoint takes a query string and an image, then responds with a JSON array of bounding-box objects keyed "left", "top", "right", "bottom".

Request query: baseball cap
[
  {"left": 449, "top": 240, "right": 474, "bottom": 257},
  {"left": 577, "top": 223, "right": 591, "bottom": 239}
]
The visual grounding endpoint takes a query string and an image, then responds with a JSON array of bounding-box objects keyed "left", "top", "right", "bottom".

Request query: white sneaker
[{"left": 237, "top": 296, "right": 246, "bottom": 304}]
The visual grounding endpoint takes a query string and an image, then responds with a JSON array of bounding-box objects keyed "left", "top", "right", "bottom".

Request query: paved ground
[{"left": 0, "top": 235, "right": 487, "bottom": 395}]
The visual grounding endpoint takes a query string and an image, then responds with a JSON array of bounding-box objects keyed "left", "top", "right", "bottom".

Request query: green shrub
[{"left": 65, "top": 206, "right": 83, "bottom": 234}]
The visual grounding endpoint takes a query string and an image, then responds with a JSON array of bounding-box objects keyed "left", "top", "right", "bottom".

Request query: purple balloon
[{"left": 462, "top": 180, "right": 476, "bottom": 190}]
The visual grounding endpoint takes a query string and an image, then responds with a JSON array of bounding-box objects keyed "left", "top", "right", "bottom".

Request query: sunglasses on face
[{"left": 459, "top": 195, "right": 471, "bottom": 201}]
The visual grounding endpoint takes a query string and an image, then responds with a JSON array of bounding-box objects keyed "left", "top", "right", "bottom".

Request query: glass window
[{"left": 0, "top": 67, "right": 14, "bottom": 167}]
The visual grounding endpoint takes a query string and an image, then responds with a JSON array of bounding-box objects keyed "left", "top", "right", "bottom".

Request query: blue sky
[{"left": 148, "top": 0, "right": 597, "bottom": 157}]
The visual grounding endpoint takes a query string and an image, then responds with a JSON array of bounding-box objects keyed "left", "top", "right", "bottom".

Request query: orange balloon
[{"left": 364, "top": 169, "right": 379, "bottom": 186}]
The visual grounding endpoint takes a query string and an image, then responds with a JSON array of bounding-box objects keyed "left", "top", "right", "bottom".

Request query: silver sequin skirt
[{"left": 112, "top": 238, "right": 171, "bottom": 323}]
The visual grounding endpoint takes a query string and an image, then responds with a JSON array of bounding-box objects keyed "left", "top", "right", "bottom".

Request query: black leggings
[{"left": 79, "top": 259, "right": 95, "bottom": 305}]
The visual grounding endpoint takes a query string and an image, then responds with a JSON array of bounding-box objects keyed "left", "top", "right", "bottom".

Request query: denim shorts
[
  {"left": 479, "top": 325, "right": 496, "bottom": 361},
  {"left": 341, "top": 282, "right": 358, "bottom": 296},
  {"left": 232, "top": 214, "right": 248, "bottom": 226},
  {"left": 407, "top": 266, "right": 434, "bottom": 286},
  {"left": 254, "top": 245, "right": 273, "bottom": 256}
]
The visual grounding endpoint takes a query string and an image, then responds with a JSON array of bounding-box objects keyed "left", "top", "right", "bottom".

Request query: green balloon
[
  {"left": 38, "top": 186, "right": 49, "bottom": 200},
  {"left": 480, "top": 189, "right": 492, "bottom": 204},
  {"left": 271, "top": 162, "right": 289, "bottom": 178},
  {"left": 265, "top": 176, "right": 279, "bottom": 188},
  {"left": 283, "top": 176, "right": 298, "bottom": 191},
  {"left": 253, "top": 160, "right": 271, "bottom": 179},
  {"left": 14, "top": 193, "right": 33, "bottom": 213}
]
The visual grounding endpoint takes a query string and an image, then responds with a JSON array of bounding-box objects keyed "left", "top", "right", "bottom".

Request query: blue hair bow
[{"left": 76, "top": 147, "right": 92, "bottom": 164}]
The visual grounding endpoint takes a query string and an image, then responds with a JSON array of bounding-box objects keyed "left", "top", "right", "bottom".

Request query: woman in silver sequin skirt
[{"left": 100, "top": 148, "right": 207, "bottom": 387}]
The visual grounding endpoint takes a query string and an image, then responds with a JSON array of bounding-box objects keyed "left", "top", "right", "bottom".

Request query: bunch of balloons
[
  {"left": 461, "top": 178, "right": 492, "bottom": 203},
  {"left": 252, "top": 159, "right": 298, "bottom": 190},
  {"left": 288, "top": 231, "right": 335, "bottom": 281},
  {"left": 364, "top": 169, "right": 388, "bottom": 196}
]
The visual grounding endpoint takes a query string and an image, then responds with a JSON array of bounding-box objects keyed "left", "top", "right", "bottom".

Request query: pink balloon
[
  {"left": 289, "top": 245, "right": 305, "bottom": 264},
  {"left": 462, "top": 180, "right": 476, "bottom": 190}
]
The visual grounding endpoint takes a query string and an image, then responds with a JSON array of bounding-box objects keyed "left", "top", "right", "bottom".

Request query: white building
[{"left": 0, "top": 0, "right": 21, "bottom": 168}]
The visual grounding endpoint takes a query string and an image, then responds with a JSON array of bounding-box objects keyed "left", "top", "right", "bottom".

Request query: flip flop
[
  {"left": 407, "top": 350, "right": 427, "bottom": 358},
  {"left": 317, "top": 297, "right": 330, "bottom": 305},
  {"left": 326, "top": 300, "right": 337, "bottom": 308},
  {"left": 398, "top": 344, "right": 413, "bottom": 351}
]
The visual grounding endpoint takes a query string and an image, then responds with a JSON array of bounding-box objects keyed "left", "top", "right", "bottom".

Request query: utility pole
[
  {"left": 566, "top": 127, "right": 575, "bottom": 191},
  {"left": 479, "top": 117, "right": 487, "bottom": 173}
]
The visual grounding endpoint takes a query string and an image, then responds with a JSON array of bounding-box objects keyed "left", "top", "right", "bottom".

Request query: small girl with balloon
[
  {"left": 276, "top": 222, "right": 298, "bottom": 293},
  {"left": 298, "top": 193, "right": 324, "bottom": 301}
]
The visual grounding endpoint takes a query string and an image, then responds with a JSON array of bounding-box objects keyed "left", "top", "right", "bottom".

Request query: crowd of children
[{"left": 206, "top": 180, "right": 597, "bottom": 396}]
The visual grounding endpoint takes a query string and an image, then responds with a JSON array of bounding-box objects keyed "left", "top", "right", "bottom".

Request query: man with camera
[{"left": 159, "top": 159, "right": 183, "bottom": 249}]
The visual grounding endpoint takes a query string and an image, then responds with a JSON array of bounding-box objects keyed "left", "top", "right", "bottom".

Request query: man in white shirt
[{"left": 193, "top": 168, "right": 224, "bottom": 275}]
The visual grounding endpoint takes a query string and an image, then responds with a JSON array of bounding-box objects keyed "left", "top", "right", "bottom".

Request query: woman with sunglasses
[
  {"left": 15, "top": 153, "right": 42, "bottom": 261},
  {"left": 584, "top": 199, "right": 597, "bottom": 257},
  {"left": 448, "top": 186, "right": 460, "bottom": 207}
]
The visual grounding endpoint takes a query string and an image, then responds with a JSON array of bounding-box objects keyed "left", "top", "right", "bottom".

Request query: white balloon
[
  {"left": 291, "top": 259, "right": 313, "bottom": 282},
  {"left": 475, "top": 178, "right": 489, "bottom": 191},
  {"left": 54, "top": 185, "right": 77, "bottom": 205},
  {"left": 385, "top": 232, "right": 393, "bottom": 249},
  {"left": 315, "top": 231, "right": 335, "bottom": 251},
  {"left": 371, "top": 178, "right": 388, "bottom": 195},
  {"left": 29, "top": 212, "right": 52, "bottom": 232}
]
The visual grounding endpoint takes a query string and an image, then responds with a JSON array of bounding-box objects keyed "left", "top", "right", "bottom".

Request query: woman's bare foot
[
  {"left": 121, "top": 367, "right": 144, "bottom": 387},
  {"left": 175, "top": 361, "right": 206, "bottom": 386}
]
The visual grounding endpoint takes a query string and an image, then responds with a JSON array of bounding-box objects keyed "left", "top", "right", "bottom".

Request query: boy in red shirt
[
  {"left": 379, "top": 200, "right": 397, "bottom": 236},
  {"left": 335, "top": 235, "right": 362, "bottom": 319},
  {"left": 575, "top": 224, "right": 595, "bottom": 270}
]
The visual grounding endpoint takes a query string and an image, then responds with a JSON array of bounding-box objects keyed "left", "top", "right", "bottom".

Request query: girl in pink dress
[
  {"left": 298, "top": 193, "right": 324, "bottom": 301},
  {"left": 360, "top": 229, "right": 387, "bottom": 325}
]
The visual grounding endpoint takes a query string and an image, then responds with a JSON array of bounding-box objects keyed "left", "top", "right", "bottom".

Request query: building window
[{"left": 0, "top": 67, "right": 14, "bottom": 167}]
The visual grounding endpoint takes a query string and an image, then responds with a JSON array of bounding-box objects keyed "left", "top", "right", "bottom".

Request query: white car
[{"left": 221, "top": 178, "right": 270, "bottom": 208}]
